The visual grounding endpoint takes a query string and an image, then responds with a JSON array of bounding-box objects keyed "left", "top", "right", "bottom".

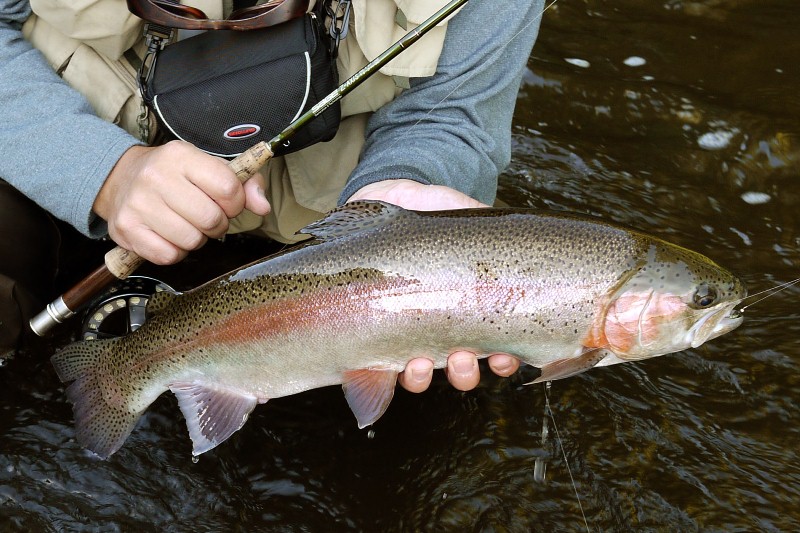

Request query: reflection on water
[{"left": 2, "top": 1, "right": 799, "bottom": 531}]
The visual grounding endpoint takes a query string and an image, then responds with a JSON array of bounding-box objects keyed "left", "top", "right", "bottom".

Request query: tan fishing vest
[{"left": 23, "top": 0, "right": 455, "bottom": 242}]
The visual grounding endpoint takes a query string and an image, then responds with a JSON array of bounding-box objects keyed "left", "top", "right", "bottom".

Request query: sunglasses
[{"left": 127, "top": 0, "right": 309, "bottom": 31}]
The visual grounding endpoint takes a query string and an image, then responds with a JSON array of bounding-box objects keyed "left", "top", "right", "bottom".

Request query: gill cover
[{"left": 603, "top": 242, "right": 745, "bottom": 361}]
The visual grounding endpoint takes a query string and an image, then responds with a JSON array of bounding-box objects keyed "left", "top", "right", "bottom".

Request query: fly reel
[{"left": 81, "top": 276, "right": 178, "bottom": 340}]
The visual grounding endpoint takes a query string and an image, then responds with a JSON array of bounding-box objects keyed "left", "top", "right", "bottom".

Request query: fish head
[{"left": 601, "top": 241, "right": 746, "bottom": 361}]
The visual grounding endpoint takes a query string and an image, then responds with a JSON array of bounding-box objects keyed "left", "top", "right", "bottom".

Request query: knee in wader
[{"left": 0, "top": 180, "right": 60, "bottom": 356}]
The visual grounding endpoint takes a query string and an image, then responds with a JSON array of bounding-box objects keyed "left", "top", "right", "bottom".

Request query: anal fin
[
  {"left": 533, "top": 348, "right": 607, "bottom": 384},
  {"left": 169, "top": 381, "right": 259, "bottom": 456},
  {"left": 342, "top": 368, "right": 399, "bottom": 428}
]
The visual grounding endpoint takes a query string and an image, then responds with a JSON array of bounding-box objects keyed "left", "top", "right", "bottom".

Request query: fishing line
[
  {"left": 735, "top": 277, "right": 800, "bottom": 313},
  {"left": 543, "top": 381, "right": 590, "bottom": 532},
  {"left": 408, "top": 0, "right": 561, "bottom": 129}
]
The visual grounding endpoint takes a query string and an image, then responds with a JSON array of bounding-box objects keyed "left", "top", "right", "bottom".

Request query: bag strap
[{"left": 137, "top": 22, "right": 175, "bottom": 104}]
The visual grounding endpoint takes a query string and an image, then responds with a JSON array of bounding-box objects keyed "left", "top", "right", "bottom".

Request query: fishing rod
[{"left": 30, "top": 0, "right": 471, "bottom": 336}]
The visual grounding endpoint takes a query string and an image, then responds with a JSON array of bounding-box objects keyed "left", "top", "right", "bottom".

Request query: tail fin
[{"left": 51, "top": 339, "right": 141, "bottom": 459}]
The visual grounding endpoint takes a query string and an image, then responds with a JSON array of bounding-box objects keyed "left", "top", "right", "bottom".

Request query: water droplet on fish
[{"left": 367, "top": 429, "right": 375, "bottom": 439}]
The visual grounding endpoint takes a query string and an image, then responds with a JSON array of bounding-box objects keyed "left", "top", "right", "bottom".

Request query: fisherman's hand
[
  {"left": 399, "top": 352, "right": 521, "bottom": 393},
  {"left": 93, "top": 141, "right": 270, "bottom": 265},
  {"left": 347, "top": 178, "right": 485, "bottom": 210},
  {"left": 348, "top": 179, "right": 522, "bottom": 392}
]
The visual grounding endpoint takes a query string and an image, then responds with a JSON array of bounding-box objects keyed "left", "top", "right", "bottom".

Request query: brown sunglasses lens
[
  {"left": 228, "top": 1, "right": 283, "bottom": 21},
  {"left": 152, "top": 0, "right": 207, "bottom": 20},
  {"left": 128, "top": 0, "right": 309, "bottom": 30}
]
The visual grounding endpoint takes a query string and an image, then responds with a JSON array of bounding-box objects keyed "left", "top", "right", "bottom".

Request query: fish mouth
[{"left": 687, "top": 305, "right": 744, "bottom": 348}]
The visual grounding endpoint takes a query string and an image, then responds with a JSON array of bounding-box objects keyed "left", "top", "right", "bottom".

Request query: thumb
[{"left": 243, "top": 172, "right": 271, "bottom": 216}]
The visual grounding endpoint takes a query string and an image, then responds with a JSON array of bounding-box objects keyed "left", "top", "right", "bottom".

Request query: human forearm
[
  {"left": 0, "top": 0, "right": 140, "bottom": 237},
  {"left": 340, "top": 0, "right": 546, "bottom": 205}
]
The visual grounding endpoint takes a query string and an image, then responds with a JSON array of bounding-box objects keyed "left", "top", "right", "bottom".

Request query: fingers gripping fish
[{"left": 51, "top": 201, "right": 746, "bottom": 458}]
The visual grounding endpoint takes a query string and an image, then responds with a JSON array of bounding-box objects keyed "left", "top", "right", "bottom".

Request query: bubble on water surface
[
  {"left": 564, "top": 58, "right": 590, "bottom": 68},
  {"left": 730, "top": 227, "right": 752, "bottom": 246},
  {"left": 698, "top": 130, "right": 735, "bottom": 150},
  {"left": 741, "top": 192, "right": 771, "bottom": 205},
  {"left": 624, "top": 56, "right": 647, "bottom": 67}
]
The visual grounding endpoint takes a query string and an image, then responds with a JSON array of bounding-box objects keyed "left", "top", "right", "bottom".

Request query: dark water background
[{"left": 3, "top": 0, "right": 799, "bottom": 531}]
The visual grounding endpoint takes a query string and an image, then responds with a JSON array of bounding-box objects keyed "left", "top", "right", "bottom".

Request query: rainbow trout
[{"left": 52, "top": 201, "right": 746, "bottom": 459}]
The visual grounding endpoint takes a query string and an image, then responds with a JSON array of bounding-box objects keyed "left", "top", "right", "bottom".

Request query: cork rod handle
[{"left": 102, "top": 141, "right": 273, "bottom": 277}]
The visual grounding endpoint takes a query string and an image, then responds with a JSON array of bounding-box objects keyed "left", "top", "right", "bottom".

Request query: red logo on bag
[{"left": 224, "top": 124, "right": 261, "bottom": 140}]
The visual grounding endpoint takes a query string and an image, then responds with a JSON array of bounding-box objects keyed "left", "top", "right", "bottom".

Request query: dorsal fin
[{"left": 298, "top": 200, "right": 407, "bottom": 241}]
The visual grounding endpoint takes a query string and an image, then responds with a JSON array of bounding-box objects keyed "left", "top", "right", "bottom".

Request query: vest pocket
[{"left": 23, "top": 14, "right": 155, "bottom": 142}]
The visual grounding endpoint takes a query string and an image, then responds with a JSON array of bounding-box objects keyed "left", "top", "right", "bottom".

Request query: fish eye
[{"left": 692, "top": 284, "right": 718, "bottom": 308}]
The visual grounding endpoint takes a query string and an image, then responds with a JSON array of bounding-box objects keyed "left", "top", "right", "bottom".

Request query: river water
[{"left": 2, "top": 1, "right": 799, "bottom": 531}]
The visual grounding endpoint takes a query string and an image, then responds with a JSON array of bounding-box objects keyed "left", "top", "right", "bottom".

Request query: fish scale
[{"left": 51, "top": 201, "right": 745, "bottom": 459}]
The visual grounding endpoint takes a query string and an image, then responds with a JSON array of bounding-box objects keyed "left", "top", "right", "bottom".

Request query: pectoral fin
[
  {"left": 532, "top": 348, "right": 607, "bottom": 383},
  {"left": 170, "top": 381, "right": 259, "bottom": 456},
  {"left": 342, "top": 368, "right": 399, "bottom": 428}
]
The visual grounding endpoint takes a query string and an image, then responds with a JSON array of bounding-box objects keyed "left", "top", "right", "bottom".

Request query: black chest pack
[{"left": 131, "top": 0, "right": 343, "bottom": 158}]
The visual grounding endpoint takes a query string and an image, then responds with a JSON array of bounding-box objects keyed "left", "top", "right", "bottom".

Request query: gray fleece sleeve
[
  {"left": 0, "top": 0, "right": 140, "bottom": 238},
  {"left": 339, "top": 0, "right": 545, "bottom": 205}
]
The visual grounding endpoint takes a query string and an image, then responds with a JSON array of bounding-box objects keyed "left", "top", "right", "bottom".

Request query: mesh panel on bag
[
  {"left": 152, "top": 18, "right": 313, "bottom": 93},
  {"left": 155, "top": 53, "right": 310, "bottom": 156}
]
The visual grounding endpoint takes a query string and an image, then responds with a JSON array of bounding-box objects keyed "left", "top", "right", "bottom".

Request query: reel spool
[{"left": 81, "top": 276, "right": 178, "bottom": 340}]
